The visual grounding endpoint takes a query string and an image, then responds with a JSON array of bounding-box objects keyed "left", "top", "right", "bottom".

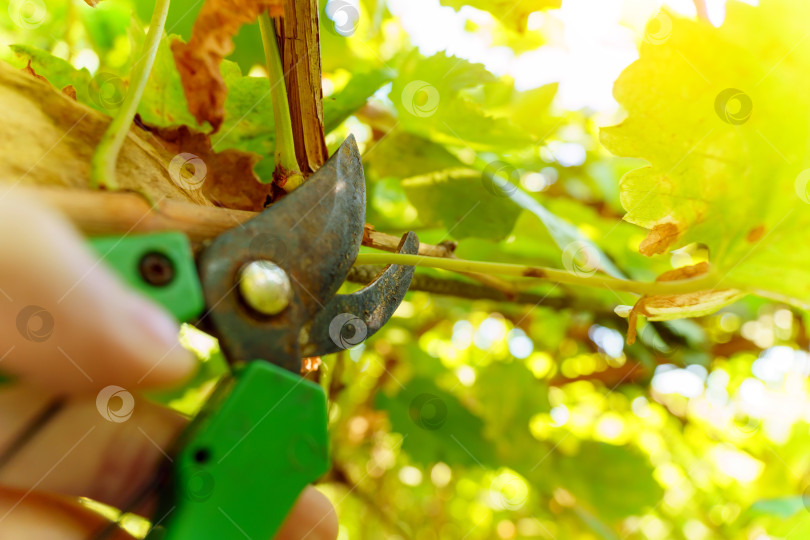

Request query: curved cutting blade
[
  {"left": 301, "top": 232, "right": 419, "bottom": 356},
  {"left": 198, "top": 136, "right": 366, "bottom": 372}
]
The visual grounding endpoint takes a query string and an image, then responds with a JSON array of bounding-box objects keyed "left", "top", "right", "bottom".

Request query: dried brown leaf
[
  {"left": 0, "top": 61, "right": 212, "bottom": 205},
  {"left": 639, "top": 222, "right": 679, "bottom": 256},
  {"left": 655, "top": 261, "right": 710, "bottom": 282},
  {"left": 21, "top": 60, "right": 47, "bottom": 83},
  {"left": 625, "top": 262, "right": 742, "bottom": 344},
  {"left": 149, "top": 125, "right": 273, "bottom": 212},
  {"left": 61, "top": 84, "right": 77, "bottom": 100},
  {"left": 172, "top": 0, "right": 284, "bottom": 131}
]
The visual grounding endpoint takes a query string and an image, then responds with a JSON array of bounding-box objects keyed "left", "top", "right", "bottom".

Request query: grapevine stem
[
  {"left": 89, "top": 0, "right": 170, "bottom": 189},
  {"left": 354, "top": 253, "right": 723, "bottom": 296},
  {"left": 259, "top": 12, "right": 304, "bottom": 192}
]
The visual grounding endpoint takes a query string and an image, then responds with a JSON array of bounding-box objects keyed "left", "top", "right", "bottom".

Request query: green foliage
[
  {"left": 8, "top": 1, "right": 810, "bottom": 539},
  {"left": 601, "top": 0, "right": 810, "bottom": 308},
  {"left": 402, "top": 168, "right": 520, "bottom": 240},
  {"left": 212, "top": 61, "right": 277, "bottom": 179},
  {"left": 138, "top": 34, "right": 198, "bottom": 127},
  {"left": 9, "top": 44, "right": 93, "bottom": 104},
  {"left": 391, "top": 51, "right": 551, "bottom": 151},
  {"left": 323, "top": 68, "right": 394, "bottom": 134},
  {"left": 439, "top": 0, "right": 561, "bottom": 32},
  {"left": 375, "top": 376, "right": 498, "bottom": 467},
  {"left": 558, "top": 440, "right": 663, "bottom": 522}
]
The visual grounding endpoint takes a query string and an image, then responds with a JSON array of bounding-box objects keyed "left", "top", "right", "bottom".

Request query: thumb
[
  {"left": 0, "top": 187, "right": 195, "bottom": 393},
  {"left": 0, "top": 486, "right": 136, "bottom": 540}
]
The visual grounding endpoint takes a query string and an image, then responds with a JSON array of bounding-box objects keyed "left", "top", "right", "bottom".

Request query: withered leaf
[
  {"left": 639, "top": 222, "right": 679, "bottom": 256},
  {"left": 21, "top": 60, "right": 77, "bottom": 102},
  {"left": 21, "top": 60, "right": 47, "bottom": 83},
  {"left": 655, "top": 261, "right": 710, "bottom": 282},
  {"left": 172, "top": 0, "right": 284, "bottom": 132},
  {"left": 149, "top": 124, "right": 274, "bottom": 212},
  {"left": 621, "top": 262, "right": 744, "bottom": 344},
  {"left": 2, "top": 62, "right": 273, "bottom": 211},
  {"left": 0, "top": 62, "right": 205, "bottom": 203},
  {"left": 61, "top": 84, "right": 77, "bottom": 100}
]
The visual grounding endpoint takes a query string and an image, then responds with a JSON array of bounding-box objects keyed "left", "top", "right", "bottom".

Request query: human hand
[{"left": 0, "top": 189, "right": 338, "bottom": 539}]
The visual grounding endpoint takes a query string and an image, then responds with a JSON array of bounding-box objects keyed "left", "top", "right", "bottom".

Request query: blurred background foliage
[{"left": 3, "top": 0, "right": 810, "bottom": 538}]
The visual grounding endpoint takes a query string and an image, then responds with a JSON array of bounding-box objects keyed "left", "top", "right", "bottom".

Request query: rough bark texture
[
  {"left": 0, "top": 62, "right": 278, "bottom": 212},
  {"left": 0, "top": 62, "right": 209, "bottom": 205},
  {"left": 275, "top": 0, "right": 329, "bottom": 174}
]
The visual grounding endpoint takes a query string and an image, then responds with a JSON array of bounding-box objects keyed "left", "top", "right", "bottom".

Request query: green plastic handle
[
  {"left": 147, "top": 361, "right": 329, "bottom": 539},
  {"left": 88, "top": 232, "right": 205, "bottom": 322},
  {"left": 88, "top": 232, "right": 330, "bottom": 539}
]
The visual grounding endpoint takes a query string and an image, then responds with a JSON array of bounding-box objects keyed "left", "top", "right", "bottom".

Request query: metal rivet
[
  {"left": 139, "top": 252, "right": 175, "bottom": 287},
  {"left": 238, "top": 261, "right": 292, "bottom": 315}
]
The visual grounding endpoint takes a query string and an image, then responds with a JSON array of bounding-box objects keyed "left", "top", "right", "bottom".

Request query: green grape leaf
[
  {"left": 504, "top": 186, "right": 627, "bottom": 278},
  {"left": 211, "top": 61, "right": 276, "bottom": 180},
  {"left": 472, "top": 361, "right": 553, "bottom": 472},
  {"left": 9, "top": 44, "right": 92, "bottom": 104},
  {"left": 323, "top": 68, "right": 393, "bottom": 134},
  {"left": 558, "top": 440, "right": 663, "bottom": 522},
  {"left": 473, "top": 361, "right": 550, "bottom": 434},
  {"left": 601, "top": 0, "right": 810, "bottom": 309},
  {"left": 439, "top": 0, "right": 561, "bottom": 33},
  {"left": 481, "top": 81, "right": 558, "bottom": 140},
  {"left": 138, "top": 34, "right": 199, "bottom": 127},
  {"left": 364, "top": 131, "right": 466, "bottom": 180},
  {"left": 392, "top": 51, "right": 544, "bottom": 151},
  {"left": 375, "top": 376, "right": 497, "bottom": 468},
  {"left": 402, "top": 168, "right": 521, "bottom": 240}
]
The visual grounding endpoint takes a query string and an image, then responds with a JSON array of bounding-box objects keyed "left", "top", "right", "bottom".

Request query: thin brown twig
[{"left": 23, "top": 185, "right": 517, "bottom": 294}]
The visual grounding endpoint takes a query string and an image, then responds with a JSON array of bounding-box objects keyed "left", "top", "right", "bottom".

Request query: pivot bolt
[
  {"left": 139, "top": 252, "right": 175, "bottom": 287},
  {"left": 238, "top": 260, "right": 292, "bottom": 315}
]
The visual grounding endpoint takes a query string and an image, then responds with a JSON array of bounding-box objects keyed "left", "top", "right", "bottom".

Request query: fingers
[
  {"left": 0, "top": 188, "right": 195, "bottom": 393},
  {"left": 0, "top": 486, "right": 137, "bottom": 540},
  {"left": 0, "top": 385, "right": 339, "bottom": 540},
  {"left": 0, "top": 385, "right": 184, "bottom": 511},
  {"left": 276, "top": 486, "right": 339, "bottom": 540},
  {"left": 0, "top": 486, "right": 338, "bottom": 540}
]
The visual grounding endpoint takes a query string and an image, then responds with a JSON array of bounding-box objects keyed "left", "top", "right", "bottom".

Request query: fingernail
[{"left": 125, "top": 293, "right": 196, "bottom": 386}]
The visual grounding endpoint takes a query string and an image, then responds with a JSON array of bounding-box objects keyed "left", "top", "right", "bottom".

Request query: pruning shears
[{"left": 88, "top": 136, "right": 418, "bottom": 539}]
